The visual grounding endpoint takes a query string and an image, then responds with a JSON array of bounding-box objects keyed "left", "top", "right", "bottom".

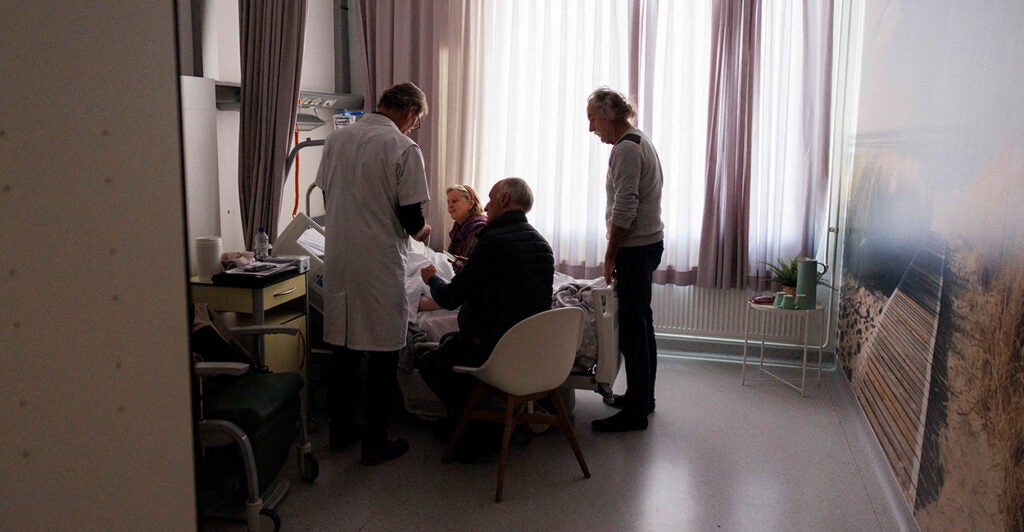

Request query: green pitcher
[{"left": 796, "top": 258, "right": 827, "bottom": 309}]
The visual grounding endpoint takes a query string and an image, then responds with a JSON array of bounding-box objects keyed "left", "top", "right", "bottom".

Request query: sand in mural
[{"left": 839, "top": 141, "right": 1023, "bottom": 530}]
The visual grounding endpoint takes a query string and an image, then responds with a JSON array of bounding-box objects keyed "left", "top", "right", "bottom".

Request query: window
[{"left": 459, "top": 0, "right": 831, "bottom": 286}]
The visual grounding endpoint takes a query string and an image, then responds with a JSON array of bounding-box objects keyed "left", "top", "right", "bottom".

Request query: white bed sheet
[{"left": 297, "top": 227, "right": 325, "bottom": 257}]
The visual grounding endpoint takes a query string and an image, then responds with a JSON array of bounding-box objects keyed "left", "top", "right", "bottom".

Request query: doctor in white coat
[{"left": 315, "top": 81, "right": 431, "bottom": 466}]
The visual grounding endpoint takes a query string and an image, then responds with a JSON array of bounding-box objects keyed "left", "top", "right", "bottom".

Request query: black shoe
[
  {"left": 592, "top": 410, "right": 648, "bottom": 432},
  {"left": 329, "top": 422, "right": 363, "bottom": 452},
  {"left": 361, "top": 438, "right": 409, "bottom": 466},
  {"left": 609, "top": 394, "right": 655, "bottom": 413}
]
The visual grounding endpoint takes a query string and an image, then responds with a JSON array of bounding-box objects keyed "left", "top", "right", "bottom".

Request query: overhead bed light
[{"left": 214, "top": 81, "right": 365, "bottom": 113}]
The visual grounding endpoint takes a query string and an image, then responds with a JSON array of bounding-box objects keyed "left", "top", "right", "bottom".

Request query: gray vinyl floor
[{"left": 199, "top": 355, "right": 918, "bottom": 531}]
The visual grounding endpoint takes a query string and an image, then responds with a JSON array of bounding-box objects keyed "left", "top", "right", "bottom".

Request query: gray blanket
[
  {"left": 551, "top": 276, "right": 606, "bottom": 374},
  {"left": 400, "top": 273, "right": 607, "bottom": 374}
]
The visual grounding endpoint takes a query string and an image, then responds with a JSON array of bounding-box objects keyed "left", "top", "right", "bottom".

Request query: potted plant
[
  {"left": 763, "top": 256, "right": 800, "bottom": 295},
  {"left": 763, "top": 256, "right": 833, "bottom": 296}
]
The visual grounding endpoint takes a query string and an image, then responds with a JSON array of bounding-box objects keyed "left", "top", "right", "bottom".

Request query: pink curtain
[
  {"left": 696, "top": 0, "right": 761, "bottom": 289},
  {"left": 237, "top": 0, "right": 307, "bottom": 249},
  {"left": 351, "top": 1, "right": 487, "bottom": 247},
  {"left": 351, "top": 1, "right": 450, "bottom": 240},
  {"left": 747, "top": 0, "right": 835, "bottom": 291},
  {"left": 698, "top": 0, "right": 834, "bottom": 290},
  {"left": 352, "top": 0, "right": 436, "bottom": 114}
]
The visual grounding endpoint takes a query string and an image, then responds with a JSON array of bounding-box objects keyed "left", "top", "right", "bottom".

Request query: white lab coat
[{"left": 314, "top": 113, "right": 430, "bottom": 351}]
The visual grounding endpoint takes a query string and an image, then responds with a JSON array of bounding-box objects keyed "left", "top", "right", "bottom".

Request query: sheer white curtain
[
  {"left": 465, "top": 0, "right": 631, "bottom": 278},
  {"left": 462, "top": 0, "right": 713, "bottom": 281},
  {"left": 638, "top": 0, "right": 712, "bottom": 284},
  {"left": 749, "top": 1, "right": 834, "bottom": 288},
  {"left": 360, "top": 0, "right": 834, "bottom": 285}
]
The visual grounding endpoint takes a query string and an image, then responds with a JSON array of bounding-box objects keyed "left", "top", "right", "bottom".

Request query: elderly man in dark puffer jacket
[{"left": 419, "top": 177, "right": 554, "bottom": 459}]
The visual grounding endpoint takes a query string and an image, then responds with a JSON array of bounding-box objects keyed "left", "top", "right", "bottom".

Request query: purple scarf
[{"left": 448, "top": 215, "right": 487, "bottom": 258}]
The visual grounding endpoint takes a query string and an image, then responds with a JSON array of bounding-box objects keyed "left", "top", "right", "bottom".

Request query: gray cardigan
[{"left": 605, "top": 127, "right": 665, "bottom": 247}]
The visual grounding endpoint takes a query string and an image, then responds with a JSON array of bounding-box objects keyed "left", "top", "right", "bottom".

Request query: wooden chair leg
[
  {"left": 495, "top": 394, "right": 519, "bottom": 502},
  {"left": 444, "top": 385, "right": 589, "bottom": 503},
  {"left": 548, "top": 389, "right": 591, "bottom": 478},
  {"left": 443, "top": 381, "right": 487, "bottom": 463}
]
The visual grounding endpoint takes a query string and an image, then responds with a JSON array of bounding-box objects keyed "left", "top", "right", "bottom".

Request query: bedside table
[
  {"left": 189, "top": 270, "right": 308, "bottom": 376},
  {"left": 741, "top": 301, "right": 825, "bottom": 396}
]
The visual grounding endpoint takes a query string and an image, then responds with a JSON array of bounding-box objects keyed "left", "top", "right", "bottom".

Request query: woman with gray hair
[{"left": 418, "top": 183, "right": 487, "bottom": 311}]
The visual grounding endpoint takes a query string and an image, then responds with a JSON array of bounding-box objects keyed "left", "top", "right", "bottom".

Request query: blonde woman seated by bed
[{"left": 418, "top": 184, "right": 487, "bottom": 311}]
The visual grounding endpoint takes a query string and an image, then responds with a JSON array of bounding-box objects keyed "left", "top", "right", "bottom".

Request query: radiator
[{"left": 652, "top": 285, "right": 812, "bottom": 343}]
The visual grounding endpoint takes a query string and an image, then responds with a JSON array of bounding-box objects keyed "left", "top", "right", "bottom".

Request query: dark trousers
[
  {"left": 418, "top": 333, "right": 490, "bottom": 431},
  {"left": 615, "top": 241, "right": 663, "bottom": 417},
  {"left": 328, "top": 346, "right": 399, "bottom": 449}
]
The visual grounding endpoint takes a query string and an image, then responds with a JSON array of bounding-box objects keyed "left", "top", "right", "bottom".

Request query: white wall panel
[
  {"left": 0, "top": 2, "right": 195, "bottom": 528},
  {"left": 181, "top": 75, "right": 221, "bottom": 276}
]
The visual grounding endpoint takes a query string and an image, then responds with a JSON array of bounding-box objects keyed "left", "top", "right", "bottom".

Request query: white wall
[
  {"left": 181, "top": 76, "right": 221, "bottom": 277},
  {"left": 0, "top": 3, "right": 195, "bottom": 529},
  {"left": 284, "top": 0, "right": 339, "bottom": 230},
  {"left": 197, "top": 0, "right": 340, "bottom": 252}
]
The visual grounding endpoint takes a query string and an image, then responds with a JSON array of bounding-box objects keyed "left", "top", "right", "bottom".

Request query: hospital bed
[{"left": 272, "top": 200, "right": 622, "bottom": 418}]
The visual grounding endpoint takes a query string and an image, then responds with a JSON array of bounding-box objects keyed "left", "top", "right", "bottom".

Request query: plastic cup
[{"left": 195, "top": 236, "right": 223, "bottom": 281}]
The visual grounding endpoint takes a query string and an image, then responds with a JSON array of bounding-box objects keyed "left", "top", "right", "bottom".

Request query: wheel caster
[{"left": 260, "top": 507, "right": 281, "bottom": 531}]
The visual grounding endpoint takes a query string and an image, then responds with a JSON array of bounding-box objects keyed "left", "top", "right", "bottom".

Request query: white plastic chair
[{"left": 442, "top": 307, "right": 591, "bottom": 502}]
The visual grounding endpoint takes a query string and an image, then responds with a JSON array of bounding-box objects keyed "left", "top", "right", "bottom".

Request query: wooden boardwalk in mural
[{"left": 852, "top": 233, "right": 946, "bottom": 507}]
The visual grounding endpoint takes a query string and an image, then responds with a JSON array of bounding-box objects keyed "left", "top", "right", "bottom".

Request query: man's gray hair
[
  {"left": 496, "top": 177, "right": 534, "bottom": 213},
  {"left": 377, "top": 81, "right": 429, "bottom": 116},
  {"left": 588, "top": 86, "right": 635, "bottom": 124}
]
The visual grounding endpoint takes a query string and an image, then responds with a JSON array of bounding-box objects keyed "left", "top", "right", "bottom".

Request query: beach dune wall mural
[{"left": 838, "top": 1, "right": 1024, "bottom": 530}]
